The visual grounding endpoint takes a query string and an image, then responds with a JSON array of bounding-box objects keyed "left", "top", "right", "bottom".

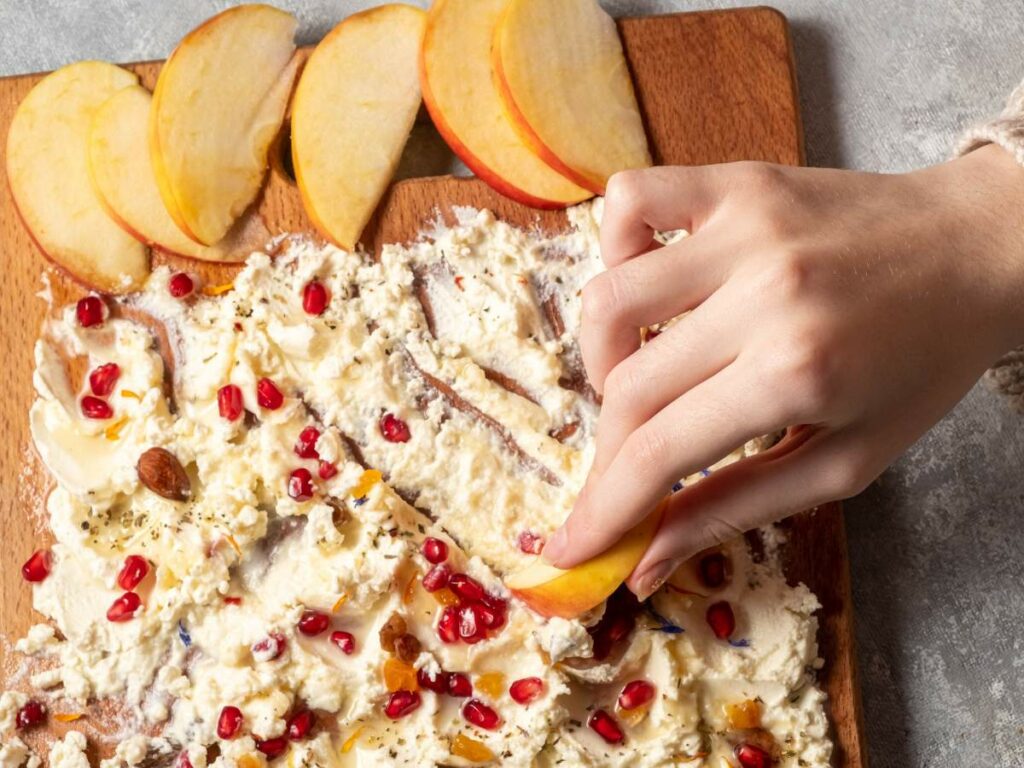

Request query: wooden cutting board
[{"left": 0, "top": 7, "right": 866, "bottom": 767}]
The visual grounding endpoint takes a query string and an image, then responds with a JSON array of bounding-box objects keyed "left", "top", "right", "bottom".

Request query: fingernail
[
  {"left": 541, "top": 527, "right": 569, "bottom": 566},
  {"left": 635, "top": 560, "right": 678, "bottom": 601}
]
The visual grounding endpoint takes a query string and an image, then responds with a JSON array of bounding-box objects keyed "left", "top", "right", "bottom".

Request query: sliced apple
[
  {"left": 88, "top": 85, "right": 248, "bottom": 263},
  {"left": 505, "top": 499, "right": 667, "bottom": 619},
  {"left": 6, "top": 61, "right": 148, "bottom": 293},
  {"left": 292, "top": 4, "right": 427, "bottom": 250},
  {"left": 150, "top": 4, "right": 298, "bottom": 246},
  {"left": 492, "top": 0, "right": 651, "bottom": 194},
  {"left": 421, "top": 0, "right": 591, "bottom": 209}
]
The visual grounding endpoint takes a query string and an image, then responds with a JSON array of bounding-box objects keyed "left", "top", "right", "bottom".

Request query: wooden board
[{"left": 0, "top": 7, "right": 864, "bottom": 766}]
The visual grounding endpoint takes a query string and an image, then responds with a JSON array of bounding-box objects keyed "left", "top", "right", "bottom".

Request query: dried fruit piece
[
  {"left": 15, "top": 700, "right": 46, "bottom": 730},
  {"left": 89, "top": 363, "right": 121, "bottom": 396},
  {"left": 462, "top": 699, "right": 500, "bottom": 730},
  {"left": 437, "top": 605, "right": 459, "bottom": 643},
  {"left": 382, "top": 658, "right": 419, "bottom": 692},
  {"left": 698, "top": 551, "right": 729, "bottom": 589},
  {"left": 417, "top": 667, "right": 447, "bottom": 694},
  {"left": 726, "top": 699, "right": 762, "bottom": 730},
  {"left": 21, "top": 549, "right": 52, "bottom": 583},
  {"left": 256, "top": 736, "right": 288, "bottom": 759},
  {"left": 617, "top": 680, "right": 655, "bottom": 711},
  {"left": 588, "top": 709, "right": 624, "bottom": 745},
  {"left": 448, "top": 573, "right": 485, "bottom": 602},
  {"left": 257, "top": 377, "right": 284, "bottom": 409},
  {"left": 509, "top": 677, "right": 543, "bottom": 705},
  {"left": 451, "top": 733, "right": 495, "bottom": 763},
  {"left": 447, "top": 672, "right": 472, "bottom": 698},
  {"left": 137, "top": 447, "right": 191, "bottom": 501},
  {"left": 288, "top": 468, "right": 315, "bottom": 501},
  {"left": 422, "top": 563, "right": 451, "bottom": 593},
  {"left": 379, "top": 412, "right": 410, "bottom": 443},
  {"left": 168, "top": 272, "right": 195, "bottom": 298},
  {"left": 106, "top": 591, "right": 142, "bottom": 622},
  {"left": 330, "top": 630, "right": 355, "bottom": 655},
  {"left": 117, "top": 554, "right": 150, "bottom": 590},
  {"left": 706, "top": 601, "right": 736, "bottom": 640},
  {"left": 76, "top": 296, "right": 104, "bottom": 327},
  {"left": 294, "top": 426, "right": 320, "bottom": 459},
  {"left": 81, "top": 395, "right": 113, "bottom": 420},
  {"left": 297, "top": 609, "right": 330, "bottom": 636},
  {"left": 422, "top": 537, "right": 448, "bottom": 564},
  {"left": 217, "top": 705, "right": 243, "bottom": 739},
  {"left": 302, "top": 281, "right": 329, "bottom": 316},
  {"left": 287, "top": 709, "right": 315, "bottom": 740},
  {"left": 433, "top": 587, "right": 460, "bottom": 607},
  {"left": 394, "top": 633, "right": 422, "bottom": 663},
  {"left": 384, "top": 690, "right": 421, "bottom": 719},
  {"left": 735, "top": 743, "right": 773, "bottom": 768},
  {"left": 475, "top": 672, "right": 505, "bottom": 700},
  {"left": 252, "top": 632, "right": 287, "bottom": 662},
  {"left": 379, "top": 613, "right": 407, "bottom": 652},
  {"left": 218, "top": 384, "right": 244, "bottom": 421}
]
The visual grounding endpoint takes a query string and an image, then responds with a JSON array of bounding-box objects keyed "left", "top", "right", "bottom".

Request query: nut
[{"left": 137, "top": 447, "right": 191, "bottom": 501}]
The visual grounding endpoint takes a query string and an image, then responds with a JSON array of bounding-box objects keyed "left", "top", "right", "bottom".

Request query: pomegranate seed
[
  {"left": 588, "top": 709, "right": 624, "bottom": 744},
  {"left": 517, "top": 531, "right": 544, "bottom": 554},
  {"left": 302, "top": 281, "right": 329, "bottom": 316},
  {"left": 224, "top": 596, "right": 243, "bottom": 605},
  {"left": 217, "top": 385, "right": 244, "bottom": 421},
  {"left": 437, "top": 606, "right": 459, "bottom": 644},
  {"left": 15, "top": 700, "right": 46, "bottom": 730},
  {"left": 384, "top": 690, "right": 421, "bottom": 719},
  {"left": 287, "top": 710, "right": 315, "bottom": 740},
  {"left": 117, "top": 555, "right": 149, "bottom": 591},
  {"left": 106, "top": 591, "right": 142, "bottom": 622},
  {"left": 175, "top": 751, "right": 193, "bottom": 768},
  {"left": 21, "top": 549, "right": 52, "bottom": 583},
  {"left": 462, "top": 699, "right": 500, "bottom": 730},
  {"left": 477, "top": 601, "right": 504, "bottom": 631},
  {"left": 448, "top": 573, "right": 485, "bottom": 602},
  {"left": 317, "top": 461, "right": 338, "bottom": 480},
  {"left": 509, "top": 677, "right": 544, "bottom": 705},
  {"left": 288, "top": 468, "right": 315, "bottom": 501},
  {"left": 257, "top": 378, "right": 284, "bottom": 410},
  {"left": 417, "top": 667, "right": 447, "bottom": 694},
  {"left": 379, "top": 412, "right": 410, "bottom": 443},
  {"left": 421, "top": 537, "right": 448, "bottom": 564},
  {"left": 297, "top": 609, "right": 329, "bottom": 636},
  {"left": 706, "top": 601, "right": 736, "bottom": 640},
  {"left": 217, "top": 705, "right": 243, "bottom": 739},
  {"left": 294, "top": 426, "right": 320, "bottom": 459},
  {"left": 88, "top": 363, "right": 121, "bottom": 396},
  {"left": 76, "top": 296, "right": 104, "bottom": 327},
  {"left": 618, "top": 680, "right": 656, "bottom": 710},
  {"left": 256, "top": 737, "right": 288, "bottom": 759},
  {"left": 252, "top": 632, "right": 287, "bottom": 662},
  {"left": 446, "top": 672, "right": 472, "bottom": 697},
  {"left": 735, "top": 743, "right": 773, "bottom": 768},
  {"left": 698, "top": 552, "right": 728, "bottom": 589},
  {"left": 168, "top": 273, "right": 194, "bottom": 298},
  {"left": 458, "top": 603, "right": 486, "bottom": 644},
  {"left": 330, "top": 630, "right": 355, "bottom": 655},
  {"left": 422, "top": 563, "right": 451, "bottom": 593},
  {"left": 81, "top": 395, "right": 113, "bottom": 420}
]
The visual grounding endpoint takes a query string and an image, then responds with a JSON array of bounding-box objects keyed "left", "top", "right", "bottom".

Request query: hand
[{"left": 542, "top": 145, "right": 1024, "bottom": 599}]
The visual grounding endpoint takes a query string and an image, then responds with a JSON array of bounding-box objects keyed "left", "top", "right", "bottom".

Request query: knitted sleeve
[{"left": 956, "top": 80, "right": 1024, "bottom": 411}]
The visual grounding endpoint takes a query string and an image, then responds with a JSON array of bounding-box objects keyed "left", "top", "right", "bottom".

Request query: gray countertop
[{"left": 2, "top": 1, "right": 1022, "bottom": 766}]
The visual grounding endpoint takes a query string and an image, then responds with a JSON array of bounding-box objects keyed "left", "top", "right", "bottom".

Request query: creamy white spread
[{"left": 3, "top": 203, "right": 832, "bottom": 767}]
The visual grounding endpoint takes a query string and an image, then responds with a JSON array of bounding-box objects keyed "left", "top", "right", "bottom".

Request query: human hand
[{"left": 542, "top": 145, "right": 1024, "bottom": 599}]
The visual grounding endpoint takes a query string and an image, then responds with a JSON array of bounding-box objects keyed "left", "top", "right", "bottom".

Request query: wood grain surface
[{"left": 0, "top": 7, "right": 863, "bottom": 766}]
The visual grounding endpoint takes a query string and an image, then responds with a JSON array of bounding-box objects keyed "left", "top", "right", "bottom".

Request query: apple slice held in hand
[
  {"left": 420, "top": 0, "right": 592, "bottom": 209},
  {"left": 150, "top": 3, "right": 299, "bottom": 246},
  {"left": 292, "top": 4, "right": 427, "bottom": 250},
  {"left": 505, "top": 499, "right": 667, "bottom": 619},
  {"left": 493, "top": 0, "right": 652, "bottom": 194},
  {"left": 89, "top": 85, "right": 252, "bottom": 263},
  {"left": 6, "top": 61, "right": 149, "bottom": 293}
]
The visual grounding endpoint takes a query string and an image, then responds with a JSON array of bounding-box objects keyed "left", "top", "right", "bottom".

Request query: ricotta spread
[{"left": 5, "top": 202, "right": 832, "bottom": 767}]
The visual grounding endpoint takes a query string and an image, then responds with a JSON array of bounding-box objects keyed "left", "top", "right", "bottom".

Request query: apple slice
[
  {"left": 505, "top": 499, "right": 667, "bottom": 619},
  {"left": 88, "top": 85, "right": 250, "bottom": 263},
  {"left": 420, "top": 0, "right": 591, "bottom": 209},
  {"left": 492, "top": 0, "right": 651, "bottom": 194},
  {"left": 6, "top": 61, "right": 149, "bottom": 293},
  {"left": 150, "top": 4, "right": 298, "bottom": 246},
  {"left": 292, "top": 4, "right": 427, "bottom": 250}
]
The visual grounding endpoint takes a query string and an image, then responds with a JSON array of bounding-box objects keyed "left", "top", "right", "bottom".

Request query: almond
[{"left": 137, "top": 447, "right": 191, "bottom": 501}]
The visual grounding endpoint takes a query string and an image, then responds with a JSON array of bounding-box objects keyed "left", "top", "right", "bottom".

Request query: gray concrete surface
[{"left": 2, "top": 1, "right": 1022, "bottom": 765}]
